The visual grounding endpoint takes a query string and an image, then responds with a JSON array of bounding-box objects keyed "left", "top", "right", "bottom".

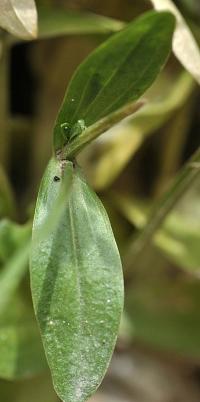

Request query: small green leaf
[
  {"left": 38, "top": 7, "right": 124, "bottom": 39},
  {"left": 53, "top": 11, "right": 175, "bottom": 151},
  {"left": 30, "top": 158, "right": 124, "bottom": 402}
]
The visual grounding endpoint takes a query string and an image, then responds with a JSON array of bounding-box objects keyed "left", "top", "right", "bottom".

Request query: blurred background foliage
[{"left": 0, "top": 0, "right": 200, "bottom": 401}]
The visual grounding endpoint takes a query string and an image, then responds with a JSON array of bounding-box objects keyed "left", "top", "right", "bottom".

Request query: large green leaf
[
  {"left": 53, "top": 11, "right": 175, "bottom": 151},
  {"left": 30, "top": 158, "right": 124, "bottom": 402}
]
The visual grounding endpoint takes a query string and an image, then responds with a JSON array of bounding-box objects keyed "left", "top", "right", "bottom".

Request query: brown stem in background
[{"left": 0, "top": 36, "right": 9, "bottom": 167}]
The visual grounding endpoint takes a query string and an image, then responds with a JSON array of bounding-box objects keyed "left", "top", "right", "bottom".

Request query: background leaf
[
  {"left": 37, "top": 7, "right": 124, "bottom": 39},
  {"left": 53, "top": 11, "right": 175, "bottom": 151},
  {"left": 123, "top": 147, "right": 200, "bottom": 276},
  {"left": 0, "top": 219, "right": 47, "bottom": 380},
  {"left": 150, "top": 0, "right": 200, "bottom": 84},
  {"left": 0, "top": 219, "right": 30, "bottom": 263},
  {"left": 0, "top": 292, "right": 46, "bottom": 380},
  {"left": 0, "top": 372, "right": 58, "bottom": 402},
  {"left": 0, "top": 0, "right": 38, "bottom": 39},
  {"left": 114, "top": 181, "right": 200, "bottom": 274},
  {"left": 0, "top": 238, "right": 30, "bottom": 312},
  {"left": 0, "top": 165, "right": 16, "bottom": 218},
  {"left": 126, "top": 274, "right": 200, "bottom": 358}
]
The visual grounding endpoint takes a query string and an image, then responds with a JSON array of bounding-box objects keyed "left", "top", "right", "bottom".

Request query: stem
[
  {"left": 124, "top": 147, "right": 200, "bottom": 277},
  {"left": 153, "top": 99, "right": 195, "bottom": 197},
  {"left": 0, "top": 36, "right": 9, "bottom": 166},
  {"left": 62, "top": 101, "right": 145, "bottom": 159},
  {"left": 0, "top": 164, "right": 16, "bottom": 218}
]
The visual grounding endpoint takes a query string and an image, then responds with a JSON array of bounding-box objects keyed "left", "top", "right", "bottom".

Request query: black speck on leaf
[{"left": 53, "top": 176, "right": 60, "bottom": 182}]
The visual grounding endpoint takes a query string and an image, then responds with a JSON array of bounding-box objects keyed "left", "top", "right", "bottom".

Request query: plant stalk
[{"left": 61, "top": 101, "right": 145, "bottom": 160}]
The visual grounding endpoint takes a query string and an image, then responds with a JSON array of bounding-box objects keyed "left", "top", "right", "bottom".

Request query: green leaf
[
  {"left": 30, "top": 157, "right": 123, "bottom": 402},
  {"left": 0, "top": 0, "right": 38, "bottom": 39},
  {"left": 53, "top": 11, "right": 175, "bottom": 151},
  {"left": 38, "top": 7, "right": 124, "bottom": 39}
]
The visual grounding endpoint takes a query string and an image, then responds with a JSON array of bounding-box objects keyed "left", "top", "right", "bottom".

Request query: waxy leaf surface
[
  {"left": 53, "top": 11, "right": 175, "bottom": 151},
  {"left": 30, "top": 158, "right": 124, "bottom": 402}
]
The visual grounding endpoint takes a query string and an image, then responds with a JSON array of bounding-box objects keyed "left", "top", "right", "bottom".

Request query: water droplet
[
  {"left": 49, "top": 320, "right": 54, "bottom": 326},
  {"left": 60, "top": 122, "right": 71, "bottom": 138},
  {"left": 71, "top": 98, "right": 75, "bottom": 102},
  {"left": 100, "top": 320, "right": 104, "bottom": 324},
  {"left": 107, "top": 299, "right": 111, "bottom": 303}
]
